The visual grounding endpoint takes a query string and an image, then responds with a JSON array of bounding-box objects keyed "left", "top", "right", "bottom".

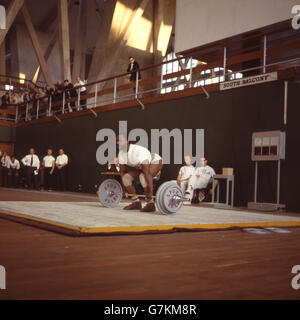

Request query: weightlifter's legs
[
  {"left": 140, "top": 160, "right": 163, "bottom": 197},
  {"left": 121, "top": 167, "right": 142, "bottom": 210},
  {"left": 139, "top": 160, "right": 163, "bottom": 212}
]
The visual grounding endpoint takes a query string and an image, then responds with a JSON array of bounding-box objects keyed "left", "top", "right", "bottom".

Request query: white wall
[{"left": 175, "top": 0, "right": 299, "bottom": 53}]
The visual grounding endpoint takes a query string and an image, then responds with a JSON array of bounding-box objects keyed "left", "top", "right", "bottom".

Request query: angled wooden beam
[
  {"left": 89, "top": 0, "right": 150, "bottom": 89},
  {"left": 21, "top": 4, "right": 53, "bottom": 87},
  {"left": 87, "top": 0, "right": 117, "bottom": 82},
  {"left": 35, "top": 1, "right": 72, "bottom": 82},
  {"left": 58, "top": 0, "right": 71, "bottom": 81},
  {"left": 0, "top": 0, "right": 24, "bottom": 46},
  {"left": 153, "top": 0, "right": 175, "bottom": 62},
  {"left": 72, "top": 0, "right": 87, "bottom": 81},
  {"left": 0, "top": 41, "right": 6, "bottom": 75},
  {"left": 33, "top": 27, "right": 59, "bottom": 82}
]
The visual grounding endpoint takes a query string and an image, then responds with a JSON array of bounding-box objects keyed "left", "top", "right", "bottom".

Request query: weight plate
[
  {"left": 155, "top": 182, "right": 170, "bottom": 214},
  {"left": 98, "top": 179, "right": 123, "bottom": 208},
  {"left": 156, "top": 181, "right": 183, "bottom": 214}
]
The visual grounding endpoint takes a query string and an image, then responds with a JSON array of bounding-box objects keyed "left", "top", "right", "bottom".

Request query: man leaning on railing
[
  {"left": 1, "top": 92, "right": 9, "bottom": 110},
  {"left": 74, "top": 76, "right": 87, "bottom": 110}
]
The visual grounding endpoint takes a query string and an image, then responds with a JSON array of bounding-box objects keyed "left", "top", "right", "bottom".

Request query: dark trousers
[
  {"left": 80, "top": 90, "right": 87, "bottom": 109},
  {"left": 44, "top": 167, "right": 54, "bottom": 190},
  {"left": 56, "top": 166, "right": 67, "bottom": 191},
  {"left": 8, "top": 169, "right": 19, "bottom": 188},
  {"left": 26, "top": 166, "right": 39, "bottom": 189},
  {"left": 1, "top": 167, "right": 8, "bottom": 187}
]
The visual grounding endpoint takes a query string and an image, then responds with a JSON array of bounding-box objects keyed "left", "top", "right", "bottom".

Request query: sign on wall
[{"left": 220, "top": 72, "right": 278, "bottom": 91}]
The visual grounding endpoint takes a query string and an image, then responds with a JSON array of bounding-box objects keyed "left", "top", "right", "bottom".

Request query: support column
[
  {"left": 58, "top": 0, "right": 71, "bottom": 81},
  {"left": 72, "top": 0, "right": 87, "bottom": 82}
]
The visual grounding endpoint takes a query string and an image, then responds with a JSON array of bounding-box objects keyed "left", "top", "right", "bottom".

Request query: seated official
[
  {"left": 176, "top": 155, "right": 195, "bottom": 194},
  {"left": 117, "top": 134, "right": 163, "bottom": 212},
  {"left": 107, "top": 157, "right": 120, "bottom": 173},
  {"left": 184, "top": 157, "right": 216, "bottom": 204},
  {"left": 21, "top": 148, "right": 40, "bottom": 189},
  {"left": 8, "top": 156, "right": 20, "bottom": 188}
]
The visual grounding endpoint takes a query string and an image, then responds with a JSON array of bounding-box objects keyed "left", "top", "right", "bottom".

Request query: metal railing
[{"left": 1, "top": 36, "right": 300, "bottom": 124}]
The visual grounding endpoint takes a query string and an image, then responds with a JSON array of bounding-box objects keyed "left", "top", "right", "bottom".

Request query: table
[{"left": 212, "top": 174, "right": 234, "bottom": 208}]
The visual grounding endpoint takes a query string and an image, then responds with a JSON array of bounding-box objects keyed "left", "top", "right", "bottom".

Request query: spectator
[
  {"left": 127, "top": 56, "right": 141, "bottom": 94},
  {"left": 45, "top": 85, "right": 54, "bottom": 104},
  {"left": 56, "top": 148, "right": 68, "bottom": 191},
  {"left": 74, "top": 76, "right": 87, "bottom": 110},
  {"left": 29, "top": 91, "right": 37, "bottom": 119},
  {"left": 10, "top": 91, "right": 19, "bottom": 105},
  {"left": 43, "top": 149, "right": 56, "bottom": 191},
  {"left": 1, "top": 92, "right": 10, "bottom": 109},
  {"left": 52, "top": 84, "right": 61, "bottom": 113},
  {"left": 16, "top": 91, "right": 24, "bottom": 105},
  {"left": 8, "top": 155, "right": 20, "bottom": 188},
  {"left": 36, "top": 87, "right": 47, "bottom": 104},
  {"left": 64, "top": 80, "right": 77, "bottom": 112},
  {"left": 55, "top": 80, "right": 64, "bottom": 113},
  {"left": 0, "top": 151, "right": 10, "bottom": 187},
  {"left": 21, "top": 148, "right": 40, "bottom": 190},
  {"left": 176, "top": 155, "right": 195, "bottom": 194},
  {"left": 22, "top": 89, "right": 31, "bottom": 120}
]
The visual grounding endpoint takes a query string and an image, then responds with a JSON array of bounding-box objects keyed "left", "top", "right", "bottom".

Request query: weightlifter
[{"left": 117, "top": 134, "right": 163, "bottom": 212}]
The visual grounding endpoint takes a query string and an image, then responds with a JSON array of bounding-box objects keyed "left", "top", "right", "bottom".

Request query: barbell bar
[{"left": 97, "top": 179, "right": 188, "bottom": 214}]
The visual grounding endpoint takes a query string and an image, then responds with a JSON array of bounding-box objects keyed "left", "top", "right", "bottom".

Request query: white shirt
[
  {"left": 21, "top": 154, "right": 40, "bottom": 169},
  {"left": 194, "top": 165, "right": 216, "bottom": 183},
  {"left": 43, "top": 155, "right": 55, "bottom": 168},
  {"left": 74, "top": 80, "right": 86, "bottom": 92},
  {"left": 56, "top": 154, "right": 68, "bottom": 166},
  {"left": 8, "top": 159, "right": 20, "bottom": 170},
  {"left": 118, "top": 144, "right": 154, "bottom": 168},
  {"left": 179, "top": 165, "right": 195, "bottom": 180},
  {"left": 1, "top": 155, "right": 10, "bottom": 168}
]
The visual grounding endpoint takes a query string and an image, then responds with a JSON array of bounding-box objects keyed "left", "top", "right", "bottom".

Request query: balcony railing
[{"left": 1, "top": 34, "right": 300, "bottom": 124}]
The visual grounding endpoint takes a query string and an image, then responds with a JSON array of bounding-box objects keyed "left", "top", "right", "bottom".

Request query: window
[
  {"left": 161, "top": 52, "right": 198, "bottom": 93},
  {"left": 160, "top": 52, "right": 243, "bottom": 94},
  {"left": 5, "top": 85, "right": 13, "bottom": 91}
]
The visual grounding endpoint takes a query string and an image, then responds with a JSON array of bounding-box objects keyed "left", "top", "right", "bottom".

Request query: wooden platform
[
  {"left": 1, "top": 188, "right": 300, "bottom": 300},
  {"left": 1, "top": 188, "right": 300, "bottom": 236}
]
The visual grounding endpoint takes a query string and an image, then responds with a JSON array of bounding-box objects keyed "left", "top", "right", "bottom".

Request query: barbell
[{"left": 97, "top": 178, "right": 188, "bottom": 214}]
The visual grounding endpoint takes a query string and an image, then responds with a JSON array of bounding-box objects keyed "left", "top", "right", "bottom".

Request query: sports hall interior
[{"left": 0, "top": 0, "right": 300, "bottom": 300}]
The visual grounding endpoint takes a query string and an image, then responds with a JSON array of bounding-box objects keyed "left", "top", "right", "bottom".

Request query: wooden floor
[{"left": 0, "top": 189, "right": 300, "bottom": 300}]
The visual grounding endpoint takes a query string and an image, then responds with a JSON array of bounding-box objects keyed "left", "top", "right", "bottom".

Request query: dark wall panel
[
  {"left": 14, "top": 81, "right": 300, "bottom": 211},
  {"left": 0, "top": 126, "right": 16, "bottom": 142}
]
